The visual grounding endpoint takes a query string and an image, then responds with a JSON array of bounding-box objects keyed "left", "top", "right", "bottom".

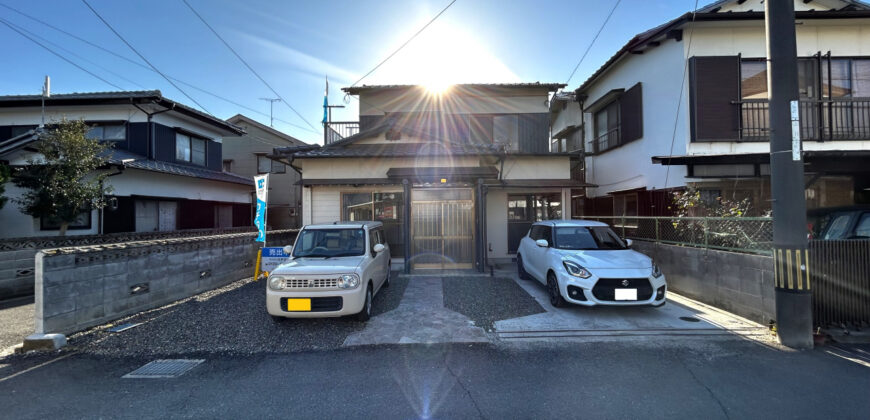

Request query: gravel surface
[
  {"left": 65, "top": 272, "right": 407, "bottom": 357},
  {"left": 442, "top": 276, "right": 544, "bottom": 332},
  {"left": 0, "top": 296, "right": 34, "bottom": 354}
]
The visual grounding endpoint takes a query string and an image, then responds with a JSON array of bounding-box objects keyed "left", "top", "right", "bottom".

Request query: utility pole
[
  {"left": 259, "top": 97, "right": 281, "bottom": 127},
  {"left": 765, "top": 0, "right": 813, "bottom": 349}
]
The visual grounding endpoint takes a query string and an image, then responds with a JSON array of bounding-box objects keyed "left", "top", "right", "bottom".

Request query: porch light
[{"left": 440, "top": 178, "right": 447, "bottom": 183}]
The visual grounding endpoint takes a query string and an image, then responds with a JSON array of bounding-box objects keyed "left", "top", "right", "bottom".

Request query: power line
[
  {"left": 0, "top": 3, "right": 319, "bottom": 136},
  {"left": 565, "top": 0, "right": 621, "bottom": 85},
  {"left": 181, "top": 0, "right": 317, "bottom": 131},
  {"left": 80, "top": 0, "right": 212, "bottom": 114},
  {"left": 0, "top": 17, "right": 123, "bottom": 90},
  {"left": 349, "top": 0, "right": 457, "bottom": 88}
]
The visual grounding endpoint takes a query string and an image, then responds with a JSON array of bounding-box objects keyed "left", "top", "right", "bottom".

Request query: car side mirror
[
  {"left": 373, "top": 243, "right": 385, "bottom": 254},
  {"left": 535, "top": 239, "right": 549, "bottom": 248},
  {"left": 283, "top": 245, "right": 293, "bottom": 255},
  {"left": 625, "top": 239, "right": 633, "bottom": 247}
]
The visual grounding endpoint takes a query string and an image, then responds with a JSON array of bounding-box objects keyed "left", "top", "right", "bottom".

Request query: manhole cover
[
  {"left": 123, "top": 359, "right": 204, "bottom": 378},
  {"left": 679, "top": 316, "right": 702, "bottom": 323}
]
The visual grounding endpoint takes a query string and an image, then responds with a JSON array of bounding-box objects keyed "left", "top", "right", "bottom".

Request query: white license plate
[{"left": 614, "top": 289, "right": 637, "bottom": 301}]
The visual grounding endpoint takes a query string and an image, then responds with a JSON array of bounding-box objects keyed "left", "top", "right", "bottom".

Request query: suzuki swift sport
[{"left": 517, "top": 220, "right": 666, "bottom": 307}]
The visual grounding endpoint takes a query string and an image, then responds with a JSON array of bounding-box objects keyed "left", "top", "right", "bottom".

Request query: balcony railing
[
  {"left": 589, "top": 127, "right": 619, "bottom": 153},
  {"left": 324, "top": 121, "right": 360, "bottom": 144},
  {"left": 735, "top": 98, "right": 870, "bottom": 141}
]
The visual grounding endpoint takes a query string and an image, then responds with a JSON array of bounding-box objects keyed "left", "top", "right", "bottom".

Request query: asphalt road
[
  {"left": 2, "top": 339, "right": 868, "bottom": 419},
  {"left": 0, "top": 296, "right": 33, "bottom": 354}
]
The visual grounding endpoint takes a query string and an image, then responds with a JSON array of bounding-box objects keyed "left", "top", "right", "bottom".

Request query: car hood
[
  {"left": 556, "top": 249, "right": 652, "bottom": 269},
  {"left": 271, "top": 256, "right": 364, "bottom": 275}
]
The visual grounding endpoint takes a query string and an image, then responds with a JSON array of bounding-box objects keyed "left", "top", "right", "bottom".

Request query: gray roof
[
  {"left": 225, "top": 114, "right": 308, "bottom": 145},
  {"left": 343, "top": 82, "right": 567, "bottom": 94},
  {"left": 104, "top": 149, "right": 253, "bottom": 186},
  {"left": 0, "top": 90, "right": 244, "bottom": 135},
  {"left": 0, "top": 128, "right": 40, "bottom": 156}
]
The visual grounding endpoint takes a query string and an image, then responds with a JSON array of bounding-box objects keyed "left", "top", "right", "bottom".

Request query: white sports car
[{"left": 517, "top": 220, "right": 666, "bottom": 307}]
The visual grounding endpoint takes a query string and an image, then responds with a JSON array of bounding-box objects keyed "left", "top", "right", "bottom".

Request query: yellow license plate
[{"left": 286, "top": 298, "right": 311, "bottom": 311}]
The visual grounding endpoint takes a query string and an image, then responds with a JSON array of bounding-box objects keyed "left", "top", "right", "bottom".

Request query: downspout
[{"left": 99, "top": 164, "right": 126, "bottom": 234}]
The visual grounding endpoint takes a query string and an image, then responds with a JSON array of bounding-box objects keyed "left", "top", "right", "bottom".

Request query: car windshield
[
  {"left": 553, "top": 226, "right": 628, "bottom": 250},
  {"left": 292, "top": 228, "right": 366, "bottom": 258}
]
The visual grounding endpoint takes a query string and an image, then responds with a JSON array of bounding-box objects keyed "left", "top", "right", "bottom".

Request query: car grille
[
  {"left": 283, "top": 278, "right": 339, "bottom": 289},
  {"left": 592, "top": 278, "right": 653, "bottom": 301},
  {"left": 281, "top": 297, "right": 343, "bottom": 312}
]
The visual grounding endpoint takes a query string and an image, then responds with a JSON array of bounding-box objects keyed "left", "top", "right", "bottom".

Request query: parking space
[{"left": 495, "top": 274, "right": 773, "bottom": 343}]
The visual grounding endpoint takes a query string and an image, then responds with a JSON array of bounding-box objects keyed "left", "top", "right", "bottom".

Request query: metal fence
[
  {"left": 810, "top": 239, "right": 870, "bottom": 327},
  {"left": 736, "top": 98, "right": 870, "bottom": 141},
  {"left": 581, "top": 216, "right": 774, "bottom": 255}
]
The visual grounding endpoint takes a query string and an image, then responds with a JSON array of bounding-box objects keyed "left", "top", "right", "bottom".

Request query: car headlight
[
  {"left": 269, "top": 276, "right": 285, "bottom": 291},
  {"left": 652, "top": 263, "right": 663, "bottom": 278},
  {"left": 337, "top": 274, "right": 360, "bottom": 289},
  {"left": 563, "top": 261, "right": 592, "bottom": 279}
]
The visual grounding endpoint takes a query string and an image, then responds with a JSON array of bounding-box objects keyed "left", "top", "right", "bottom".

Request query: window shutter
[
  {"left": 619, "top": 82, "right": 643, "bottom": 144},
  {"left": 689, "top": 56, "right": 740, "bottom": 142}
]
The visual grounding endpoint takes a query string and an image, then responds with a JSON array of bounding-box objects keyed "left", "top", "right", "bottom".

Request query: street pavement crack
[
  {"left": 679, "top": 355, "right": 730, "bottom": 420},
  {"left": 444, "top": 354, "right": 486, "bottom": 420}
]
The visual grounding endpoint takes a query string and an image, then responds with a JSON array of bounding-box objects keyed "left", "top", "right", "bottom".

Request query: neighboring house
[
  {"left": 551, "top": 0, "right": 870, "bottom": 217},
  {"left": 272, "top": 83, "right": 588, "bottom": 272},
  {"left": 222, "top": 114, "right": 308, "bottom": 229},
  {"left": 0, "top": 90, "right": 253, "bottom": 238}
]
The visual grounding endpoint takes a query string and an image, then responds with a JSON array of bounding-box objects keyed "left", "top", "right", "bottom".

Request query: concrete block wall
[
  {"left": 35, "top": 230, "right": 297, "bottom": 335},
  {"left": 0, "top": 249, "right": 38, "bottom": 298},
  {"left": 632, "top": 240, "right": 775, "bottom": 324}
]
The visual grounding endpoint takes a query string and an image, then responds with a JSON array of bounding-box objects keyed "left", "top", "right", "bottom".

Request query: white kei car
[
  {"left": 516, "top": 220, "right": 666, "bottom": 308},
  {"left": 266, "top": 221, "right": 390, "bottom": 321}
]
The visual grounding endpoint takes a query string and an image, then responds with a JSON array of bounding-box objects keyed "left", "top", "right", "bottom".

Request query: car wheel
[
  {"left": 383, "top": 266, "right": 391, "bottom": 288},
  {"left": 517, "top": 254, "right": 531, "bottom": 280},
  {"left": 356, "top": 285, "right": 373, "bottom": 322},
  {"left": 547, "top": 271, "right": 566, "bottom": 308}
]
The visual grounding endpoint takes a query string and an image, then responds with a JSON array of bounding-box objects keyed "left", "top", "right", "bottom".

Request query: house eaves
[
  {"left": 226, "top": 113, "right": 308, "bottom": 145},
  {"left": 0, "top": 90, "right": 245, "bottom": 136},
  {"left": 343, "top": 82, "right": 567, "bottom": 95}
]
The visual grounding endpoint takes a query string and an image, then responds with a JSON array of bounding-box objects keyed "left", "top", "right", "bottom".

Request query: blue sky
[{"left": 0, "top": 0, "right": 698, "bottom": 143}]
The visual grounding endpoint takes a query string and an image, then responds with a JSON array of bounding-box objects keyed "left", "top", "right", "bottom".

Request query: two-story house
[
  {"left": 222, "top": 114, "right": 308, "bottom": 229},
  {"left": 552, "top": 0, "right": 870, "bottom": 218},
  {"left": 0, "top": 90, "right": 254, "bottom": 238},
  {"left": 272, "top": 83, "right": 588, "bottom": 272}
]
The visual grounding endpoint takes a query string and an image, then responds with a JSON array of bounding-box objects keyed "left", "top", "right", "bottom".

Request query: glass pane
[
  {"left": 824, "top": 59, "right": 852, "bottom": 98},
  {"left": 191, "top": 138, "right": 206, "bottom": 165},
  {"left": 411, "top": 189, "right": 471, "bottom": 201},
  {"left": 271, "top": 160, "right": 286, "bottom": 173},
  {"left": 854, "top": 59, "right": 870, "bottom": 97},
  {"left": 342, "top": 192, "right": 373, "bottom": 221},
  {"left": 507, "top": 195, "right": 530, "bottom": 221},
  {"left": 741, "top": 61, "right": 768, "bottom": 99},
  {"left": 854, "top": 213, "right": 870, "bottom": 238},
  {"left": 373, "top": 192, "right": 402, "bottom": 220},
  {"left": 257, "top": 156, "right": 271, "bottom": 173},
  {"left": 86, "top": 126, "right": 103, "bottom": 140},
  {"left": 175, "top": 134, "right": 190, "bottom": 161},
  {"left": 797, "top": 58, "right": 819, "bottom": 99},
  {"left": 103, "top": 125, "right": 125, "bottom": 140}
]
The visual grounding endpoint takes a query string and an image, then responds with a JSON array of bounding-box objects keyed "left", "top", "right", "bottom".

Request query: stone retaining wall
[
  {"left": 35, "top": 230, "right": 297, "bottom": 335},
  {"left": 632, "top": 240, "right": 775, "bottom": 324}
]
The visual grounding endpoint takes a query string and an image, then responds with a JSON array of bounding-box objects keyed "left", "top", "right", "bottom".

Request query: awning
[{"left": 484, "top": 179, "right": 596, "bottom": 188}]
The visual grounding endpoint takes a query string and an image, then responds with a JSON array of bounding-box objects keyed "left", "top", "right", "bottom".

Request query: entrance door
[{"left": 411, "top": 188, "right": 474, "bottom": 270}]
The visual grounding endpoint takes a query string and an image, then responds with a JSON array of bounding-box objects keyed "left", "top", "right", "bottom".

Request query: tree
[
  {"left": 670, "top": 186, "right": 771, "bottom": 251},
  {"left": 12, "top": 119, "right": 113, "bottom": 236}
]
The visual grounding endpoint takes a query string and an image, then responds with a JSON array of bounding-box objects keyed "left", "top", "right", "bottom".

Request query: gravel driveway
[
  {"left": 442, "top": 276, "right": 545, "bottom": 331},
  {"left": 67, "top": 272, "right": 407, "bottom": 357}
]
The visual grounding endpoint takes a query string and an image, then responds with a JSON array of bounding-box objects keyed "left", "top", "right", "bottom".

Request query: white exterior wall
[
  {"left": 0, "top": 184, "right": 99, "bottom": 238},
  {"left": 306, "top": 185, "right": 404, "bottom": 225},
  {"left": 550, "top": 100, "right": 582, "bottom": 139},
  {"left": 108, "top": 169, "right": 251, "bottom": 203},
  {"left": 583, "top": 39, "right": 689, "bottom": 197}
]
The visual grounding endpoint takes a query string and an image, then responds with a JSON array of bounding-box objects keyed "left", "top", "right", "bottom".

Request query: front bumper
[
  {"left": 557, "top": 269, "right": 667, "bottom": 307},
  {"left": 266, "top": 286, "right": 367, "bottom": 318}
]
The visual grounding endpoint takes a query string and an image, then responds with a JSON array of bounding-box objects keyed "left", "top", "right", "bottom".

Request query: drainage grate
[
  {"left": 123, "top": 359, "right": 204, "bottom": 378},
  {"left": 679, "top": 316, "right": 702, "bottom": 323}
]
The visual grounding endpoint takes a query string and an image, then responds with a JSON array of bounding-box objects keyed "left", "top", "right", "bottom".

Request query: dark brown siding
[
  {"left": 359, "top": 115, "right": 381, "bottom": 131},
  {"left": 619, "top": 83, "right": 643, "bottom": 144},
  {"left": 128, "top": 122, "right": 149, "bottom": 156},
  {"left": 233, "top": 203, "right": 252, "bottom": 227},
  {"left": 690, "top": 56, "right": 741, "bottom": 142},
  {"left": 517, "top": 113, "right": 549, "bottom": 153},
  {"left": 206, "top": 141, "right": 222, "bottom": 171},
  {"left": 154, "top": 123, "right": 177, "bottom": 162}
]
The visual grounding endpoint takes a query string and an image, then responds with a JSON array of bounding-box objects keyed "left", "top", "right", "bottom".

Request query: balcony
[
  {"left": 324, "top": 121, "right": 360, "bottom": 144},
  {"left": 735, "top": 98, "right": 870, "bottom": 141}
]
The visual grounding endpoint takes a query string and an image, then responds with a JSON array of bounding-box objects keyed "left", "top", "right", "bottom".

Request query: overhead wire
[
  {"left": 181, "top": 0, "right": 317, "bottom": 132},
  {"left": 0, "top": 17, "right": 124, "bottom": 90},
  {"left": 80, "top": 0, "right": 212, "bottom": 114},
  {"left": 0, "top": 2, "right": 319, "bottom": 136},
  {"left": 565, "top": 0, "right": 621, "bottom": 86}
]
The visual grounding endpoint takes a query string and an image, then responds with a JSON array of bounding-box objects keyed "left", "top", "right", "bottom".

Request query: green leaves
[{"left": 11, "top": 119, "right": 114, "bottom": 234}]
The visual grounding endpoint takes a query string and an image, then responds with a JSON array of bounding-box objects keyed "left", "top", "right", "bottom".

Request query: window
[
  {"left": 493, "top": 115, "right": 519, "bottom": 150},
  {"left": 292, "top": 228, "right": 366, "bottom": 257},
  {"left": 342, "top": 192, "right": 403, "bottom": 221},
  {"left": 87, "top": 124, "right": 126, "bottom": 142},
  {"left": 854, "top": 213, "right": 870, "bottom": 238},
  {"left": 554, "top": 226, "right": 627, "bottom": 250},
  {"left": 222, "top": 160, "right": 233, "bottom": 172},
  {"left": 257, "top": 155, "right": 285, "bottom": 174},
  {"left": 40, "top": 210, "right": 91, "bottom": 231},
  {"left": 593, "top": 101, "right": 620, "bottom": 153},
  {"left": 741, "top": 61, "right": 768, "bottom": 99},
  {"left": 176, "top": 133, "right": 207, "bottom": 165},
  {"left": 508, "top": 193, "right": 562, "bottom": 253}
]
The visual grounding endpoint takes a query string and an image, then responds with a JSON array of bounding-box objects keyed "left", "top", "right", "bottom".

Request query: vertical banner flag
[
  {"left": 254, "top": 174, "right": 269, "bottom": 243},
  {"left": 322, "top": 75, "right": 329, "bottom": 124}
]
